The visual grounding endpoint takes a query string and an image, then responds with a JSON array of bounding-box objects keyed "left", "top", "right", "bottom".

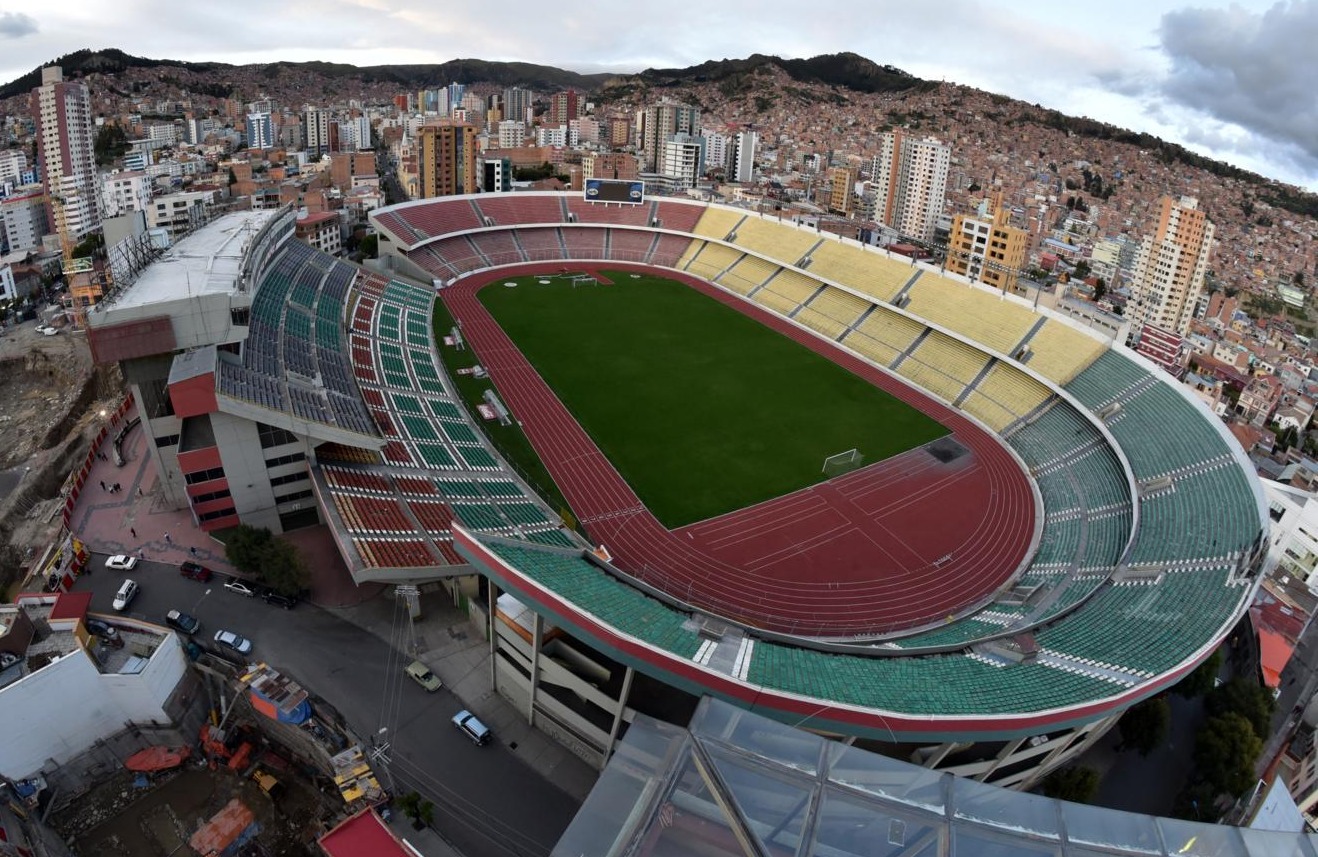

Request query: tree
[
  {"left": 1118, "top": 695, "right": 1170, "bottom": 756},
  {"left": 256, "top": 536, "right": 308, "bottom": 596},
  {"left": 397, "top": 791, "right": 435, "bottom": 830},
  {"left": 94, "top": 124, "right": 130, "bottom": 166},
  {"left": 1206, "top": 678, "right": 1276, "bottom": 739},
  {"left": 1294, "top": 271, "right": 1306, "bottom": 288},
  {"left": 1093, "top": 278, "right": 1107, "bottom": 303},
  {"left": 359, "top": 234, "right": 378, "bottom": 258},
  {"left": 1042, "top": 766, "right": 1100, "bottom": 803},
  {"left": 1194, "top": 713, "right": 1262, "bottom": 797},
  {"left": 224, "top": 524, "right": 273, "bottom": 573},
  {"left": 1174, "top": 648, "right": 1222, "bottom": 698}
]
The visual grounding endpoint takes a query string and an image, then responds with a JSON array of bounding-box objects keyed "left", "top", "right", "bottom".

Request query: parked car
[
  {"left": 224, "top": 580, "right": 256, "bottom": 597},
  {"left": 451, "top": 709, "right": 492, "bottom": 746},
  {"left": 84, "top": 617, "right": 120, "bottom": 641},
  {"left": 262, "top": 591, "right": 298, "bottom": 610},
  {"left": 405, "top": 661, "right": 442, "bottom": 692},
  {"left": 164, "top": 610, "right": 200, "bottom": 635},
  {"left": 112, "top": 579, "right": 139, "bottom": 611},
  {"left": 213, "top": 630, "right": 252, "bottom": 655},
  {"left": 35, "top": 325, "right": 57, "bottom": 336},
  {"left": 179, "top": 561, "right": 213, "bottom": 582},
  {"left": 105, "top": 554, "right": 138, "bottom": 571}
]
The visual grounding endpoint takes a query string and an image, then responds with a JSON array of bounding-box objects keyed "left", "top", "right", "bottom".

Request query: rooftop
[{"left": 103, "top": 209, "right": 277, "bottom": 312}]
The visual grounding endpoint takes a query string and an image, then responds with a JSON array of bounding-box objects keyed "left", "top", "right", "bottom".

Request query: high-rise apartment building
[
  {"left": 497, "top": 120, "right": 527, "bottom": 150},
  {"left": 730, "top": 130, "right": 758, "bottom": 183},
  {"left": 445, "top": 83, "right": 465, "bottom": 112},
  {"left": 640, "top": 100, "right": 700, "bottom": 172},
  {"left": 100, "top": 170, "right": 153, "bottom": 218},
  {"left": 31, "top": 66, "right": 101, "bottom": 244},
  {"left": 418, "top": 121, "right": 477, "bottom": 198},
  {"left": 702, "top": 132, "right": 729, "bottom": 176},
  {"left": 659, "top": 134, "right": 705, "bottom": 188},
  {"left": 304, "top": 107, "right": 332, "bottom": 156},
  {"left": 827, "top": 165, "right": 858, "bottom": 215},
  {"left": 1128, "top": 195, "right": 1215, "bottom": 337},
  {"left": 246, "top": 112, "right": 275, "bottom": 150},
  {"left": 0, "top": 149, "right": 27, "bottom": 185},
  {"left": 945, "top": 194, "right": 1028, "bottom": 294},
  {"left": 550, "top": 90, "right": 580, "bottom": 126},
  {"left": 503, "top": 88, "right": 533, "bottom": 125},
  {"left": 869, "top": 131, "right": 950, "bottom": 242}
]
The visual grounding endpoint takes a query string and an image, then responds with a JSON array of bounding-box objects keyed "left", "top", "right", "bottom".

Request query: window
[
  {"left": 184, "top": 466, "right": 226, "bottom": 485},
  {"left": 270, "top": 471, "right": 308, "bottom": 487},
  {"left": 191, "top": 488, "right": 232, "bottom": 504},
  {"left": 155, "top": 434, "right": 180, "bottom": 448},
  {"left": 198, "top": 507, "right": 235, "bottom": 523},
  {"left": 258, "top": 423, "right": 300, "bottom": 449},
  {"left": 265, "top": 452, "right": 306, "bottom": 468},
  {"left": 275, "top": 488, "right": 314, "bottom": 504},
  {"left": 230, "top": 306, "right": 250, "bottom": 326}
]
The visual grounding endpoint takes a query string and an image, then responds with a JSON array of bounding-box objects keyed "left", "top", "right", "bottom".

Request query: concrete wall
[{"left": 0, "top": 634, "right": 188, "bottom": 779}]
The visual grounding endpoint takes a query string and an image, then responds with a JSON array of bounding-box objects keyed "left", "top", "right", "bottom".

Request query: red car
[{"left": 179, "top": 561, "right": 213, "bottom": 582}]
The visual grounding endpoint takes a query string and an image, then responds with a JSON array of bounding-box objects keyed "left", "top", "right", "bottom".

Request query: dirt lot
[
  {"left": 0, "top": 315, "right": 122, "bottom": 594},
  {"left": 52, "top": 765, "right": 330, "bottom": 856}
]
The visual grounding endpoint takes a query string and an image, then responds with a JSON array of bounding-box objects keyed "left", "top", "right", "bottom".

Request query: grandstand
[{"left": 363, "top": 193, "right": 1265, "bottom": 763}]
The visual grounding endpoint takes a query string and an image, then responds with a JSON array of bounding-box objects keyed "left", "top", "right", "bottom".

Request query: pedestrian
[
  {"left": 189, "top": 546, "right": 197, "bottom": 556},
  {"left": 137, "top": 487, "right": 143, "bottom": 497},
  {"left": 113, "top": 482, "right": 120, "bottom": 493},
  {"left": 163, "top": 532, "right": 171, "bottom": 543},
  {"left": 130, "top": 527, "right": 136, "bottom": 539},
  {"left": 100, "top": 480, "right": 106, "bottom": 491}
]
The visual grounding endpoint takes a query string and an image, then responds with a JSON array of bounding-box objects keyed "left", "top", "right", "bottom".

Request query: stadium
[{"left": 86, "top": 189, "right": 1268, "bottom": 789}]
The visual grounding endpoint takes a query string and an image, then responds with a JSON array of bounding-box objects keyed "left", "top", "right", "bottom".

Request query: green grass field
[{"left": 477, "top": 271, "right": 948, "bottom": 527}]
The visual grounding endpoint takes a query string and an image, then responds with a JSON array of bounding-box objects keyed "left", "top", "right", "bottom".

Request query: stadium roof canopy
[{"left": 553, "top": 696, "right": 1318, "bottom": 857}]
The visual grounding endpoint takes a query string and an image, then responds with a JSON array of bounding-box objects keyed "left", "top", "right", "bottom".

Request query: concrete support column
[
  {"left": 604, "top": 665, "right": 635, "bottom": 764},
  {"left": 528, "top": 611, "right": 543, "bottom": 727}
]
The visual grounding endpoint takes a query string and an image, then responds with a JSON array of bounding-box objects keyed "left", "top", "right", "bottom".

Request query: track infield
[{"left": 477, "top": 270, "right": 948, "bottom": 527}]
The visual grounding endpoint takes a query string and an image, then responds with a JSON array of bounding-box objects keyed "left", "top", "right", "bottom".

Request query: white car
[
  {"left": 35, "top": 325, "right": 57, "bottom": 336},
  {"left": 112, "top": 579, "right": 139, "bottom": 612},
  {"left": 214, "top": 629, "right": 252, "bottom": 655},
  {"left": 105, "top": 554, "right": 138, "bottom": 571},
  {"left": 224, "top": 580, "right": 256, "bottom": 597}
]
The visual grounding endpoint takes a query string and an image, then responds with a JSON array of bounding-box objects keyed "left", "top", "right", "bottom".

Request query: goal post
[{"left": 821, "top": 448, "right": 864, "bottom": 477}]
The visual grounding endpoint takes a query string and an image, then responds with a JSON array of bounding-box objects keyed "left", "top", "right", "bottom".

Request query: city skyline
[{"left": 0, "top": 0, "right": 1316, "bottom": 189}]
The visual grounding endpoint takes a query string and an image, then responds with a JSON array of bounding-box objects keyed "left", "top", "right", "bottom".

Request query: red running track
[{"left": 443, "top": 263, "right": 1036, "bottom": 637}]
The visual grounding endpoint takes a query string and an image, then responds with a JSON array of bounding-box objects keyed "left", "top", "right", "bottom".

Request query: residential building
[
  {"left": 639, "top": 100, "right": 700, "bottom": 172},
  {"left": 246, "top": 112, "right": 274, "bottom": 150},
  {"left": 146, "top": 190, "right": 215, "bottom": 237},
  {"left": 304, "top": 107, "right": 332, "bottom": 156},
  {"left": 702, "top": 132, "right": 730, "bottom": 176},
  {"left": 536, "top": 126, "right": 568, "bottom": 148},
  {"left": 730, "top": 130, "right": 757, "bottom": 183},
  {"left": 0, "top": 263, "right": 14, "bottom": 301},
  {"left": 1128, "top": 196, "right": 1215, "bottom": 338},
  {"left": 945, "top": 194, "right": 1028, "bottom": 293},
  {"left": 0, "top": 148, "right": 26, "bottom": 185},
  {"left": 481, "top": 157, "right": 512, "bottom": 193},
  {"left": 497, "top": 120, "right": 527, "bottom": 150},
  {"left": 503, "top": 87, "right": 533, "bottom": 125},
  {"left": 827, "top": 165, "right": 858, "bottom": 215},
  {"left": 659, "top": 134, "right": 705, "bottom": 189},
  {"left": 31, "top": 66, "right": 101, "bottom": 245},
  {"left": 294, "top": 211, "right": 342, "bottom": 256},
  {"left": 869, "top": 131, "right": 950, "bottom": 242},
  {"left": 550, "top": 90, "right": 580, "bottom": 126},
  {"left": 581, "top": 153, "right": 638, "bottom": 182},
  {"left": 100, "top": 170, "right": 153, "bottom": 218},
  {"left": 0, "top": 187, "right": 48, "bottom": 254},
  {"left": 329, "top": 152, "right": 376, "bottom": 191},
  {"left": 417, "top": 121, "right": 477, "bottom": 198}
]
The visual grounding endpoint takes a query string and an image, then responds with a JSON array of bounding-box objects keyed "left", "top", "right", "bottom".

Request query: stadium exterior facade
[{"left": 81, "top": 192, "right": 1267, "bottom": 792}]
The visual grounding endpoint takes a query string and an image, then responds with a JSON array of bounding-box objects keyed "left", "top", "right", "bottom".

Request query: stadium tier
[{"left": 361, "top": 193, "right": 1265, "bottom": 740}]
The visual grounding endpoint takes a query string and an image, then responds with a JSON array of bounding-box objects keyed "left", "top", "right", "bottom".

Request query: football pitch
[{"left": 478, "top": 271, "right": 948, "bottom": 527}]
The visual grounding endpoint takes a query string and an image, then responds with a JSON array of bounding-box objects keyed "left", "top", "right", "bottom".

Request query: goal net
[{"left": 821, "top": 448, "right": 864, "bottom": 477}]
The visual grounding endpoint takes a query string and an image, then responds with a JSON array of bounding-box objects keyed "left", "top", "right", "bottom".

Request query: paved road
[{"left": 76, "top": 553, "right": 580, "bottom": 857}]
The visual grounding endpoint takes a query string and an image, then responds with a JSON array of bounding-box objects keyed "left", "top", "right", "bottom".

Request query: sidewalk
[
  {"left": 69, "top": 404, "right": 382, "bottom": 608},
  {"left": 328, "top": 589, "right": 600, "bottom": 804}
]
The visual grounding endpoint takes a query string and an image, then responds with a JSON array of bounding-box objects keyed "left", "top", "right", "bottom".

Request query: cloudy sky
[{"left": 2, "top": 0, "right": 1317, "bottom": 188}]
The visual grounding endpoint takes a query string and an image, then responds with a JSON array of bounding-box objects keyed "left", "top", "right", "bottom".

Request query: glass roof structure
[{"left": 553, "top": 697, "right": 1317, "bottom": 857}]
